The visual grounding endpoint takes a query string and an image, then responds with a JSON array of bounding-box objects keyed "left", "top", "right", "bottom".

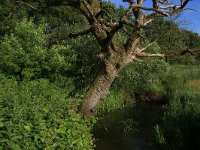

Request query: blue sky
[{"left": 107, "top": 0, "right": 200, "bottom": 35}]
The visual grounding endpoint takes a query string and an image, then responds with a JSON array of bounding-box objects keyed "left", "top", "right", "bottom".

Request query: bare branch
[
  {"left": 159, "top": 5, "right": 181, "bottom": 10},
  {"left": 130, "top": 55, "right": 147, "bottom": 65},
  {"left": 181, "top": 0, "right": 191, "bottom": 8},
  {"left": 135, "top": 5, "right": 170, "bottom": 17},
  {"left": 133, "top": 57, "right": 146, "bottom": 63},
  {"left": 136, "top": 52, "right": 165, "bottom": 58},
  {"left": 48, "top": 28, "right": 92, "bottom": 47},
  {"left": 168, "top": 0, "right": 191, "bottom": 16},
  {"left": 143, "top": 18, "right": 154, "bottom": 26},
  {"left": 140, "top": 41, "right": 157, "bottom": 52},
  {"left": 69, "top": 28, "right": 92, "bottom": 38},
  {"left": 123, "top": 2, "right": 136, "bottom": 19},
  {"left": 16, "top": 1, "right": 37, "bottom": 10},
  {"left": 103, "top": 1, "right": 137, "bottom": 40},
  {"left": 144, "top": 0, "right": 191, "bottom": 25}
]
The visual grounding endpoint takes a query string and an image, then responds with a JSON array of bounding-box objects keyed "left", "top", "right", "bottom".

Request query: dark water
[{"left": 93, "top": 102, "right": 164, "bottom": 150}]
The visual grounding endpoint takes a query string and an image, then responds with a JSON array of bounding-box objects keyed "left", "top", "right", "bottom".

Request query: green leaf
[
  {"left": 11, "top": 143, "right": 21, "bottom": 150},
  {"left": 0, "top": 122, "right": 4, "bottom": 128},
  {"left": 57, "top": 126, "right": 67, "bottom": 134},
  {"left": 24, "top": 125, "right": 31, "bottom": 131}
]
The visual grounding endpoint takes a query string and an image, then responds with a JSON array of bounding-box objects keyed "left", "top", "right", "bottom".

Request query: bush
[
  {"left": 0, "top": 18, "right": 76, "bottom": 82},
  {"left": 0, "top": 75, "right": 94, "bottom": 150}
]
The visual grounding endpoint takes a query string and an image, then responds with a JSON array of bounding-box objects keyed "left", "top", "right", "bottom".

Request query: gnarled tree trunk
[
  {"left": 80, "top": 40, "right": 135, "bottom": 116},
  {"left": 80, "top": 66, "right": 117, "bottom": 116}
]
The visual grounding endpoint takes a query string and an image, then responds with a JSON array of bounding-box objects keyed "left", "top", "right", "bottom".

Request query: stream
[{"left": 93, "top": 102, "right": 164, "bottom": 150}]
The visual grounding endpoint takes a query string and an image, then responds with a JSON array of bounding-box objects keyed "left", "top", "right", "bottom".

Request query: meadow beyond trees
[{"left": 0, "top": 0, "right": 200, "bottom": 150}]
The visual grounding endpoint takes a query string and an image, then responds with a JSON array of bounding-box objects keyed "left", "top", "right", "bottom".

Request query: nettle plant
[{"left": 0, "top": 76, "right": 95, "bottom": 150}]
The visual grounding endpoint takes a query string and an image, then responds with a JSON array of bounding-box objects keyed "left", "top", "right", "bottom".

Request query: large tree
[{"left": 11, "top": 0, "right": 191, "bottom": 116}]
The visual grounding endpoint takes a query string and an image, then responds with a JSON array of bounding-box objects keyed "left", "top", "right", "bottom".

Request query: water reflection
[{"left": 94, "top": 102, "right": 164, "bottom": 150}]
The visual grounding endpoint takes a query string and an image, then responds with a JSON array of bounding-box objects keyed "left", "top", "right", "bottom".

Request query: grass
[
  {"left": 154, "top": 65, "right": 200, "bottom": 150},
  {"left": 97, "top": 90, "right": 135, "bottom": 116},
  {"left": 187, "top": 80, "right": 200, "bottom": 91},
  {"left": 165, "top": 65, "right": 200, "bottom": 93}
]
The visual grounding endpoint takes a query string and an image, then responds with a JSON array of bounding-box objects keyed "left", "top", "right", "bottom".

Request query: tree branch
[
  {"left": 69, "top": 28, "right": 92, "bottom": 38},
  {"left": 135, "top": 5, "right": 170, "bottom": 17},
  {"left": 133, "top": 57, "right": 146, "bottom": 63},
  {"left": 139, "top": 41, "right": 157, "bottom": 52},
  {"left": 16, "top": 1, "right": 37, "bottom": 10},
  {"left": 42, "top": 0, "right": 73, "bottom": 9},
  {"left": 144, "top": 0, "right": 191, "bottom": 25},
  {"left": 135, "top": 52, "right": 165, "bottom": 58},
  {"left": 48, "top": 28, "right": 92, "bottom": 47},
  {"left": 80, "top": 0, "right": 95, "bottom": 17},
  {"left": 159, "top": 5, "right": 181, "bottom": 10}
]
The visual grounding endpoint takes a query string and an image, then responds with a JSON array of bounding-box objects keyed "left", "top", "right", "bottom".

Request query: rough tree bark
[
  {"left": 80, "top": 37, "right": 138, "bottom": 115},
  {"left": 43, "top": 0, "right": 191, "bottom": 116},
  {"left": 80, "top": 67, "right": 117, "bottom": 115}
]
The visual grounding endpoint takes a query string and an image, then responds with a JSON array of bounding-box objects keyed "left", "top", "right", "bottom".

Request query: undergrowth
[{"left": 0, "top": 75, "right": 95, "bottom": 150}]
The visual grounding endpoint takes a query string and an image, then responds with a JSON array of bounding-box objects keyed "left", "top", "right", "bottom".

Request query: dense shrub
[
  {"left": 0, "top": 75, "right": 94, "bottom": 150},
  {"left": 0, "top": 19, "right": 76, "bottom": 82}
]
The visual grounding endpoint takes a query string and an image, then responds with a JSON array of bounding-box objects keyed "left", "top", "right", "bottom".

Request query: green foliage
[
  {"left": 182, "top": 30, "right": 200, "bottom": 48},
  {"left": 0, "top": 0, "right": 33, "bottom": 37},
  {"left": 145, "top": 18, "right": 186, "bottom": 53},
  {"left": 101, "top": 1, "right": 126, "bottom": 20},
  {"left": 114, "top": 59, "right": 169, "bottom": 96},
  {"left": 97, "top": 90, "right": 128, "bottom": 115},
  {"left": 169, "top": 55, "right": 198, "bottom": 65},
  {"left": 0, "top": 19, "right": 76, "bottom": 83},
  {"left": 120, "top": 119, "right": 138, "bottom": 136},
  {"left": 40, "top": 4, "right": 87, "bottom": 31},
  {"left": 153, "top": 65, "right": 200, "bottom": 150},
  {"left": 145, "top": 18, "right": 200, "bottom": 65},
  {"left": 164, "top": 65, "right": 200, "bottom": 93},
  {"left": 0, "top": 75, "right": 94, "bottom": 150},
  {"left": 154, "top": 125, "right": 166, "bottom": 145},
  {"left": 154, "top": 90, "right": 200, "bottom": 150},
  {"left": 63, "top": 25, "right": 100, "bottom": 90}
]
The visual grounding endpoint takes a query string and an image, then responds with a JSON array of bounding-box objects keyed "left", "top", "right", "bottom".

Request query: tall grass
[
  {"left": 187, "top": 80, "right": 200, "bottom": 91},
  {"left": 97, "top": 90, "right": 132, "bottom": 115},
  {"left": 154, "top": 65, "right": 200, "bottom": 150}
]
